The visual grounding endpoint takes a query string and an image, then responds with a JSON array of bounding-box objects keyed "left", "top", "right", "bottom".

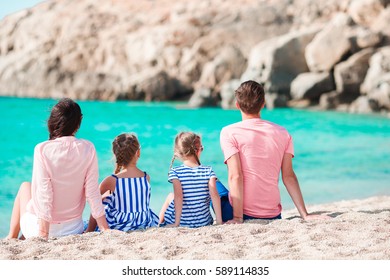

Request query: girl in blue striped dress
[
  {"left": 159, "top": 132, "right": 222, "bottom": 228},
  {"left": 87, "top": 133, "right": 159, "bottom": 232}
]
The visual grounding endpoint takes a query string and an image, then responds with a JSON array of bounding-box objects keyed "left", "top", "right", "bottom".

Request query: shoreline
[
  {"left": 1, "top": 195, "right": 389, "bottom": 260},
  {"left": 1, "top": 96, "right": 390, "bottom": 118}
]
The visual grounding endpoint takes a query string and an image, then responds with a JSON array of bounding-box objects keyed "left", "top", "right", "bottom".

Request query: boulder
[
  {"left": 290, "top": 0, "right": 350, "bottom": 26},
  {"left": 220, "top": 79, "right": 241, "bottom": 109},
  {"left": 367, "top": 76, "right": 390, "bottom": 110},
  {"left": 319, "top": 91, "right": 340, "bottom": 110},
  {"left": 349, "top": 96, "right": 377, "bottom": 113},
  {"left": 348, "top": 0, "right": 385, "bottom": 27},
  {"left": 360, "top": 47, "right": 390, "bottom": 110},
  {"left": 133, "top": 70, "right": 180, "bottom": 102},
  {"left": 265, "top": 93, "right": 289, "bottom": 109},
  {"left": 241, "top": 27, "right": 320, "bottom": 95},
  {"left": 334, "top": 48, "right": 375, "bottom": 103},
  {"left": 287, "top": 99, "right": 311, "bottom": 108},
  {"left": 188, "top": 87, "right": 217, "bottom": 107},
  {"left": 305, "top": 13, "right": 353, "bottom": 72},
  {"left": 195, "top": 45, "right": 246, "bottom": 94},
  {"left": 290, "top": 72, "right": 334, "bottom": 100},
  {"left": 349, "top": 27, "right": 382, "bottom": 51},
  {"left": 361, "top": 47, "right": 390, "bottom": 93},
  {"left": 371, "top": 7, "right": 390, "bottom": 45}
]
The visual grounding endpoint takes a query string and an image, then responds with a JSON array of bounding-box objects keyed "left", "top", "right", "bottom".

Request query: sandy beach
[{"left": 1, "top": 195, "right": 389, "bottom": 260}]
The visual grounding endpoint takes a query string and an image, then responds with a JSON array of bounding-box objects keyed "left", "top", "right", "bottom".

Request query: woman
[{"left": 6, "top": 98, "right": 109, "bottom": 239}]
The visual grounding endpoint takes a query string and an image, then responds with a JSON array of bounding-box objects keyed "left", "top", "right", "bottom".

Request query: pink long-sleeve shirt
[{"left": 26, "top": 136, "right": 105, "bottom": 223}]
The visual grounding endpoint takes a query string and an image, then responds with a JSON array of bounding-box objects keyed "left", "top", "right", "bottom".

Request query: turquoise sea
[{"left": 0, "top": 97, "right": 389, "bottom": 237}]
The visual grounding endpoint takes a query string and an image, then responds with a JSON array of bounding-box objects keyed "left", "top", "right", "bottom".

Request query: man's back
[{"left": 220, "top": 118, "right": 294, "bottom": 218}]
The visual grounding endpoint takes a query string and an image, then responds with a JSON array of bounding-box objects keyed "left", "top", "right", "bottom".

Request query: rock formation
[{"left": 0, "top": 0, "right": 389, "bottom": 114}]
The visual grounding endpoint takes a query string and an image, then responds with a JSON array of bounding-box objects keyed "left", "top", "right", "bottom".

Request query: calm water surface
[{"left": 0, "top": 97, "right": 389, "bottom": 237}]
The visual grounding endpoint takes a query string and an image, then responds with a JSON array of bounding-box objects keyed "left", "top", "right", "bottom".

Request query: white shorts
[{"left": 20, "top": 212, "right": 84, "bottom": 238}]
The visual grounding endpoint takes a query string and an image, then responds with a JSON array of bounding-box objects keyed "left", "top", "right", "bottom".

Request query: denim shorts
[{"left": 217, "top": 181, "right": 282, "bottom": 222}]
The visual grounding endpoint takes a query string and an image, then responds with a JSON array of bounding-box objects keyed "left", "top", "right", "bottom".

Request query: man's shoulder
[
  {"left": 222, "top": 119, "right": 289, "bottom": 132},
  {"left": 263, "top": 120, "right": 289, "bottom": 132},
  {"left": 221, "top": 121, "right": 244, "bottom": 131}
]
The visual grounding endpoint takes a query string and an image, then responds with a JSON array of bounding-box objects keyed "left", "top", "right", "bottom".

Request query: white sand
[{"left": 1, "top": 196, "right": 389, "bottom": 260}]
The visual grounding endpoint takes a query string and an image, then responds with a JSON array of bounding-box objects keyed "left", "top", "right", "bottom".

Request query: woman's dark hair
[{"left": 48, "top": 98, "right": 82, "bottom": 140}]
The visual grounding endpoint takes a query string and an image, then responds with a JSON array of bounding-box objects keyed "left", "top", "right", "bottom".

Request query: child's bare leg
[
  {"left": 85, "top": 214, "right": 98, "bottom": 232},
  {"left": 85, "top": 191, "right": 110, "bottom": 232},
  {"left": 6, "top": 182, "right": 31, "bottom": 239},
  {"left": 158, "top": 193, "right": 174, "bottom": 224}
]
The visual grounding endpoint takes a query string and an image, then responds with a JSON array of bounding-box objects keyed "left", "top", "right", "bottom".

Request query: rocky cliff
[{"left": 0, "top": 0, "right": 389, "bottom": 114}]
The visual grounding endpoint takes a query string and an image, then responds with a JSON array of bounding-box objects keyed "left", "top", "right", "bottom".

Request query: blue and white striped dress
[
  {"left": 103, "top": 173, "right": 159, "bottom": 231},
  {"left": 164, "top": 164, "right": 217, "bottom": 228}
]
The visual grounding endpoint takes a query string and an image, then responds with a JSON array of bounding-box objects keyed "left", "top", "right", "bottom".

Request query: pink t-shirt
[
  {"left": 26, "top": 136, "right": 105, "bottom": 223},
  {"left": 220, "top": 118, "right": 294, "bottom": 218}
]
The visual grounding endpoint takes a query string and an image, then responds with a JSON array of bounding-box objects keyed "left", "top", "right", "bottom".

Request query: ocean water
[{"left": 0, "top": 97, "right": 389, "bottom": 237}]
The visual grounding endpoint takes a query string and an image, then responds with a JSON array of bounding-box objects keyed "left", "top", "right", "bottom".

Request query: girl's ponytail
[
  {"left": 112, "top": 133, "right": 140, "bottom": 174},
  {"left": 168, "top": 155, "right": 176, "bottom": 174}
]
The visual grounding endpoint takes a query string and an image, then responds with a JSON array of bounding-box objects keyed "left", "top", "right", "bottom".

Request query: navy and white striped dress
[
  {"left": 103, "top": 173, "right": 159, "bottom": 231},
  {"left": 164, "top": 164, "right": 217, "bottom": 228}
]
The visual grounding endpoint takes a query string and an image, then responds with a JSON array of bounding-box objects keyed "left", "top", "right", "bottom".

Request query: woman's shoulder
[
  {"left": 76, "top": 138, "right": 95, "bottom": 147},
  {"left": 34, "top": 140, "right": 48, "bottom": 150},
  {"left": 33, "top": 140, "right": 55, "bottom": 154},
  {"left": 37, "top": 137, "right": 95, "bottom": 148},
  {"left": 34, "top": 138, "right": 97, "bottom": 158},
  {"left": 75, "top": 138, "right": 99, "bottom": 155}
]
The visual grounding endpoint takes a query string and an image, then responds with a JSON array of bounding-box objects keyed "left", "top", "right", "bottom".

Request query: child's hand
[{"left": 225, "top": 218, "right": 243, "bottom": 224}]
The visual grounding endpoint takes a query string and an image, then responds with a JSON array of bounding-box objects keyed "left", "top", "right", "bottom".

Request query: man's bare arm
[
  {"left": 226, "top": 153, "right": 244, "bottom": 223},
  {"left": 282, "top": 153, "right": 330, "bottom": 220}
]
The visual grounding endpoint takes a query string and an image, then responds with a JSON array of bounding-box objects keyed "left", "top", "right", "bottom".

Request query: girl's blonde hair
[
  {"left": 112, "top": 133, "right": 140, "bottom": 174},
  {"left": 169, "top": 132, "right": 202, "bottom": 171}
]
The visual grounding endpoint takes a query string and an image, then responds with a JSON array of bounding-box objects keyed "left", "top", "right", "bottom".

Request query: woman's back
[
  {"left": 28, "top": 136, "right": 102, "bottom": 223},
  {"left": 7, "top": 98, "right": 109, "bottom": 240}
]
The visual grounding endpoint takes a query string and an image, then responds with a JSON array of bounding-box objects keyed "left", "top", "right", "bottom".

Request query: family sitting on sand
[{"left": 6, "top": 80, "right": 328, "bottom": 240}]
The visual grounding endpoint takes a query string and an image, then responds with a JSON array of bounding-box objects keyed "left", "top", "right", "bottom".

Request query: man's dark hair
[
  {"left": 48, "top": 98, "right": 82, "bottom": 140},
  {"left": 235, "top": 80, "right": 265, "bottom": 114}
]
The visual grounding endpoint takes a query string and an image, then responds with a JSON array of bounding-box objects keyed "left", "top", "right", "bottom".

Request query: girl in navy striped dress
[
  {"left": 159, "top": 132, "right": 222, "bottom": 228},
  {"left": 87, "top": 133, "right": 159, "bottom": 232}
]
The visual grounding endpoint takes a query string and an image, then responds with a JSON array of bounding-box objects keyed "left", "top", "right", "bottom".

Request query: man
[{"left": 219, "top": 80, "right": 327, "bottom": 223}]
